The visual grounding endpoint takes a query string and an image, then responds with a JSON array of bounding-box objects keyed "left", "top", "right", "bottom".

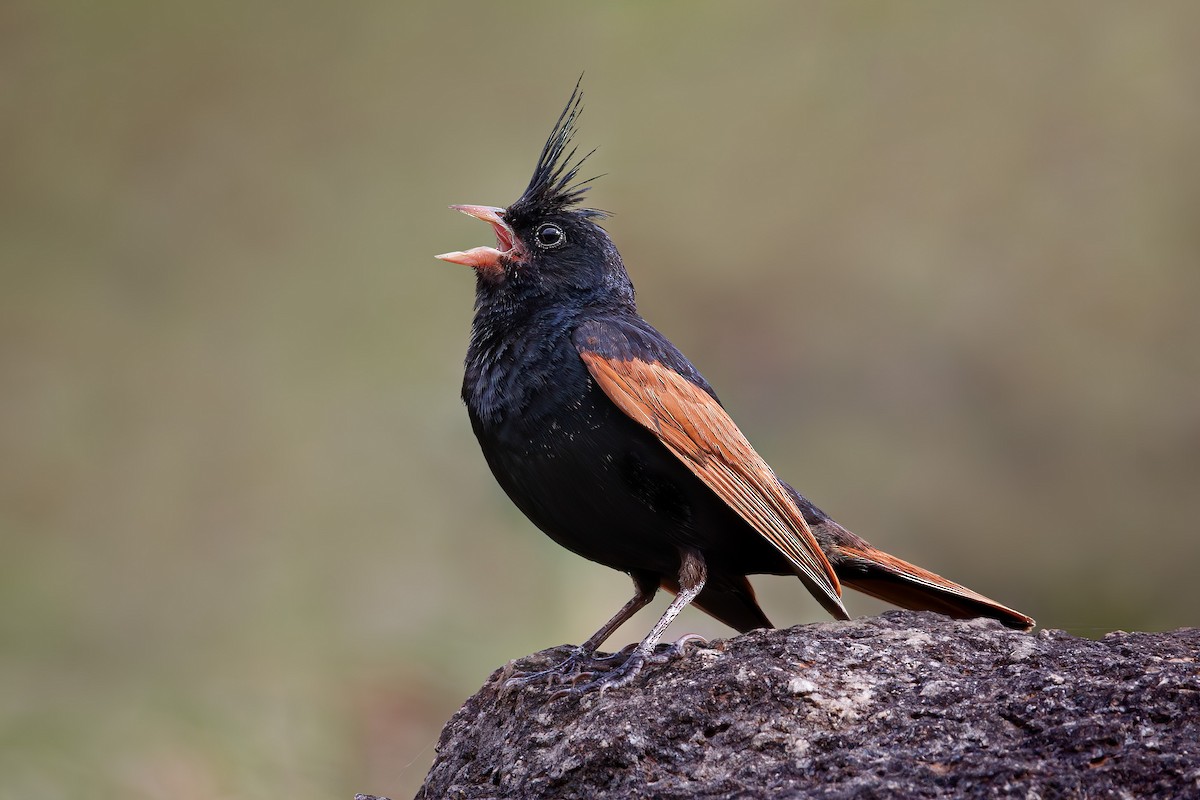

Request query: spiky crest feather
[{"left": 511, "top": 78, "right": 606, "bottom": 220}]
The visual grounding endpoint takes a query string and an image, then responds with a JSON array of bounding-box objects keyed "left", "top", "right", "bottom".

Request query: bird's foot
[
  {"left": 503, "top": 643, "right": 635, "bottom": 690},
  {"left": 549, "top": 650, "right": 649, "bottom": 699},
  {"left": 648, "top": 632, "right": 708, "bottom": 664},
  {"left": 550, "top": 633, "right": 707, "bottom": 699}
]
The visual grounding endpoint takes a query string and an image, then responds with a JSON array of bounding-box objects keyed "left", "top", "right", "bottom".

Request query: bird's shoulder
[{"left": 572, "top": 312, "right": 720, "bottom": 403}]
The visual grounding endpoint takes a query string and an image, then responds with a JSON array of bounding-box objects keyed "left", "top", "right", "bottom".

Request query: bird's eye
[{"left": 535, "top": 224, "right": 565, "bottom": 249}]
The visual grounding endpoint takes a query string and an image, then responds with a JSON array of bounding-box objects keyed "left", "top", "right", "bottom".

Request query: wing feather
[{"left": 578, "top": 348, "right": 847, "bottom": 617}]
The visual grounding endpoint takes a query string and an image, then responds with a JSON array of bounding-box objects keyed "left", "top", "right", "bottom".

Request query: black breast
[{"left": 463, "top": 313, "right": 789, "bottom": 579}]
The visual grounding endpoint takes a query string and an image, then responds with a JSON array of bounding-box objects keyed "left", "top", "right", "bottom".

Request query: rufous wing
[{"left": 576, "top": 342, "right": 848, "bottom": 619}]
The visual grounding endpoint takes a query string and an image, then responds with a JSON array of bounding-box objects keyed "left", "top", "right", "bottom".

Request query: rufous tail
[
  {"left": 831, "top": 539, "right": 1034, "bottom": 630},
  {"left": 782, "top": 482, "right": 1034, "bottom": 631}
]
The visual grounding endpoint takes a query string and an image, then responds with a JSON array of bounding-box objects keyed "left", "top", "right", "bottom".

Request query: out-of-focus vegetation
[{"left": 3, "top": 3, "right": 1198, "bottom": 798}]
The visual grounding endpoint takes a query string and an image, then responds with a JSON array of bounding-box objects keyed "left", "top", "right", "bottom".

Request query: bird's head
[{"left": 437, "top": 81, "right": 634, "bottom": 307}]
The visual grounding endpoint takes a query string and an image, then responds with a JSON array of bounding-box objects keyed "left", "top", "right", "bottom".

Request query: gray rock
[{"left": 411, "top": 611, "right": 1200, "bottom": 799}]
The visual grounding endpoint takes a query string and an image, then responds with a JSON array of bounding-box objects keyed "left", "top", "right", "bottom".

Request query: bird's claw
[
  {"left": 592, "top": 642, "right": 639, "bottom": 663},
  {"left": 548, "top": 633, "right": 708, "bottom": 699},
  {"left": 648, "top": 632, "right": 707, "bottom": 664},
  {"left": 549, "top": 651, "right": 649, "bottom": 699},
  {"left": 503, "top": 642, "right": 641, "bottom": 690},
  {"left": 503, "top": 646, "right": 592, "bottom": 689}
]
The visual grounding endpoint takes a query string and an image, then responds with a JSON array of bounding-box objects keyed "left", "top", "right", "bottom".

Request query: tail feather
[
  {"left": 781, "top": 481, "right": 1034, "bottom": 631},
  {"left": 833, "top": 541, "right": 1034, "bottom": 630}
]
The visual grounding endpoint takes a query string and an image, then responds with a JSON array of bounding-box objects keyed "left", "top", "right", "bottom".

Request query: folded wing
[{"left": 575, "top": 321, "right": 848, "bottom": 619}]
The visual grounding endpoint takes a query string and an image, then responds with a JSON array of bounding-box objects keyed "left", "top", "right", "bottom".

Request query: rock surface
[{"left": 409, "top": 611, "right": 1199, "bottom": 799}]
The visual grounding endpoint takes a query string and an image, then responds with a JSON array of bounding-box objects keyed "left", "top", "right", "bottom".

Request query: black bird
[{"left": 437, "top": 83, "right": 1033, "bottom": 692}]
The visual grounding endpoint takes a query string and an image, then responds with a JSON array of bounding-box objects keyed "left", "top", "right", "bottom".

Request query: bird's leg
[
  {"left": 558, "top": 550, "right": 707, "bottom": 696},
  {"left": 504, "top": 571, "right": 658, "bottom": 688}
]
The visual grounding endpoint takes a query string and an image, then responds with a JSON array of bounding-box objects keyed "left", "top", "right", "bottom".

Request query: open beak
[{"left": 435, "top": 205, "right": 517, "bottom": 272}]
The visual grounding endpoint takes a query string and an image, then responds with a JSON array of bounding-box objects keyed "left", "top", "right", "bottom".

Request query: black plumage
[{"left": 437, "top": 82, "right": 1033, "bottom": 693}]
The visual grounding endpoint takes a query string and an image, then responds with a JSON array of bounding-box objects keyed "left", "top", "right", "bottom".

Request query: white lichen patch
[
  {"left": 822, "top": 686, "right": 876, "bottom": 721},
  {"left": 1005, "top": 635, "right": 1039, "bottom": 662},
  {"left": 919, "top": 679, "right": 958, "bottom": 698},
  {"left": 902, "top": 630, "right": 935, "bottom": 648}
]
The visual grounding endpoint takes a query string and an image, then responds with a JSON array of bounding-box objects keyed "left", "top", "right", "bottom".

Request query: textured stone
[{"left": 410, "top": 611, "right": 1200, "bottom": 799}]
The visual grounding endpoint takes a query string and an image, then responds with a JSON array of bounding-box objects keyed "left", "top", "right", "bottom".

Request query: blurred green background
[{"left": 3, "top": 2, "right": 1198, "bottom": 798}]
